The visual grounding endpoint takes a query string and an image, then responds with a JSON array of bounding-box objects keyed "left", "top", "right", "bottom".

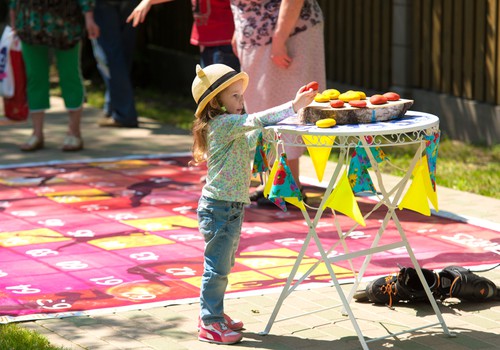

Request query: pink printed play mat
[{"left": 0, "top": 155, "right": 499, "bottom": 323}]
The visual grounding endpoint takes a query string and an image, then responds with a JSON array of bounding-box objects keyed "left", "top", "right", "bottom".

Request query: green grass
[
  {"left": 379, "top": 140, "right": 500, "bottom": 198},
  {"left": 0, "top": 324, "right": 69, "bottom": 350}
]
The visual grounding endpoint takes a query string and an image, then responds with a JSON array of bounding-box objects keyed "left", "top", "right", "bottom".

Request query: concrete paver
[{"left": 1, "top": 100, "right": 499, "bottom": 349}]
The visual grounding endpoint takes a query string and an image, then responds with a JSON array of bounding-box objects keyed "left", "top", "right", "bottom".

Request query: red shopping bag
[{"left": 3, "top": 37, "right": 28, "bottom": 121}]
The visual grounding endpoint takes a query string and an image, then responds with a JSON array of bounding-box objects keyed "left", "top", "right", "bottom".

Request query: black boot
[
  {"left": 436, "top": 265, "right": 499, "bottom": 302},
  {"left": 354, "top": 266, "right": 438, "bottom": 307}
]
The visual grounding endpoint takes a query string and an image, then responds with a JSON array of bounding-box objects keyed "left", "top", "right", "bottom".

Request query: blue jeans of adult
[
  {"left": 93, "top": 0, "right": 139, "bottom": 126},
  {"left": 197, "top": 195, "right": 244, "bottom": 325},
  {"left": 200, "top": 45, "right": 240, "bottom": 71}
]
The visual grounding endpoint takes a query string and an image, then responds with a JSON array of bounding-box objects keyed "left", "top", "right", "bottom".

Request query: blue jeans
[
  {"left": 197, "top": 196, "right": 244, "bottom": 325},
  {"left": 200, "top": 45, "right": 241, "bottom": 71},
  {"left": 93, "top": 0, "right": 139, "bottom": 126}
]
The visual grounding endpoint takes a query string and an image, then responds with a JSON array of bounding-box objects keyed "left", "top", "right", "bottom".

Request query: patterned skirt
[{"left": 239, "top": 23, "right": 326, "bottom": 160}]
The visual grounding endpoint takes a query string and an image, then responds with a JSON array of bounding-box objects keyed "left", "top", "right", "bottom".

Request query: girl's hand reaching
[{"left": 292, "top": 83, "right": 318, "bottom": 112}]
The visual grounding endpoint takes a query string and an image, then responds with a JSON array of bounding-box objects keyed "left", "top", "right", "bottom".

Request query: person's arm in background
[
  {"left": 8, "top": 0, "right": 16, "bottom": 29},
  {"left": 84, "top": 12, "right": 100, "bottom": 39},
  {"left": 271, "top": 0, "right": 305, "bottom": 69},
  {"left": 127, "top": 0, "right": 175, "bottom": 27},
  {"left": 79, "top": 0, "right": 100, "bottom": 39}
]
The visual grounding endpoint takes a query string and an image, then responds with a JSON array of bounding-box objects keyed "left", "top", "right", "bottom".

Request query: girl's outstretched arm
[{"left": 292, "top": 84, "right": 317, "bottom": 112}]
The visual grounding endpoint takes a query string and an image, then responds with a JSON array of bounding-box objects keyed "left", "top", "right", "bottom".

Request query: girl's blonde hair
[{"left": 190, "top": 98, "right": 224, "bottom": 165}]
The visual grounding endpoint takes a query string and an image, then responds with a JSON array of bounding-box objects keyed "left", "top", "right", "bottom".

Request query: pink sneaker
[
  {"left": 224, "top": 313, "right": 244, "bottom": 331},
  {"left": 198, "top": 322, "right": 242, "bottom": 344},
  {"left": 197, "top": 313, "right": 244, "bottom": 331}
]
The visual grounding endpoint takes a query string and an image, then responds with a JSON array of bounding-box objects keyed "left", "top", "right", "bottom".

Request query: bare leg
[
  {"left": 31, "top": 111, "right": 45, "bottom": 138},
  {"left": 67, "top": 108, "right": 82, "bottom": 137},
  {"left": 20, "top": 111, "right": 45, "bottom": 151},
  {"left": 61, "top": 108, "right": 84, "bottom": 151}
]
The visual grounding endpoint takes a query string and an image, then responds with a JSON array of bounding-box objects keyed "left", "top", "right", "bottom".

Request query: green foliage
[{"left": 0, "top": 324, "right": 69, "bottom": 350}]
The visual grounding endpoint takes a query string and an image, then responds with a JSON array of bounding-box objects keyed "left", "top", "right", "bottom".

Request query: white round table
[{"left": 260, "top": 111, "right": 452, "bottom": 349}]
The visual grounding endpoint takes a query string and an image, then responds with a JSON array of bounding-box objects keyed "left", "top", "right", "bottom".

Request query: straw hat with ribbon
[{"left": 192, "top": 64, "right": 249, "bottom": 118}]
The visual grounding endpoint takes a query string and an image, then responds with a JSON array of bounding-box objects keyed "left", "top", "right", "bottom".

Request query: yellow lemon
[
  {"left": 322, "top": 89, "right": 340, "bottom": 100},
  {"left": 316, "top": 118, "right": 337, "bottom": 128},
  {"left": 339, "top": 91, "right": 361, "bottom": 102},
  {"left": 314, "top": 93, "right": 330, "bottom": 103}
]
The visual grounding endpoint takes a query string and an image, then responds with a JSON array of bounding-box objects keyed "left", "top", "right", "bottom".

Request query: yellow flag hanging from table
[
  {"left": 302, "top": 135, "right": 335, "bottom": 182},
  {"left": 284, "top": 196, "right": 306, "bottom": 211},
  {"left": 323, "top": 170, "right": 366, "bottom": 226},
  {"left": 263, "top": 159, "right": 287, "bottom": 211},
  {"left": 398, "top": 164, "right": 431, "bottom": 216},
  {"left": 263, "top": 159, "right": 278, "bottom": 198},
  {"left": 415, "top": 155, "right": 438, "bottom": 211}
]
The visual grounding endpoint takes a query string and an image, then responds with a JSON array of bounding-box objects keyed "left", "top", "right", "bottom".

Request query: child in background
[{"left": 191, "top": 63, "right": 316, "bottom": 344}]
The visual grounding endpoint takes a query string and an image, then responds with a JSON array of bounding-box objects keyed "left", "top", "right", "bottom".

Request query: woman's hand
[
  {"left": 270, "top": 36, "right": 292, "bottom": 68},
  {"left": 270, "top": 0, "right": 305, "bottom": 68},
  {"left": 85, "top": 12, "right": 100, "bottom": 39}
]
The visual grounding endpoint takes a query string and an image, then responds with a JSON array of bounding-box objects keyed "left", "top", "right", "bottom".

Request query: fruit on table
[
  {"left": 356, "top": 91, "right": 367, "bottom": 100},
  {"left": 383, "top": 92, "right": 400, "bottom": 101},
  {"left": 349, "top": 100, "right": 367, "bottom": 108},
  {"left": 314, "top": 93, "right": 330, "bottom": 103},
  {"left": 330, "top": 99, "right": 344, "bottom": 108},
  {"left": 322, "top": 88, "right": 340, "bottom": 100},
  {"left": 369, "top": 94, "right": 388, "bottom": 105},
  {"left": 305, "top": 81, "right": 319, "bottom": 91},
  {"left": 339, "top": 90, "right": 362, "bottom": 102},
  {"left": 316, "top": 118, "right": 337, "bottom": 128}
]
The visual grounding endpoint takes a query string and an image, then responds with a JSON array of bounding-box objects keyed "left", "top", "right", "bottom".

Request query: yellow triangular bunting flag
[
  {"left": 412, "top": 157, "right": 438, "bottom": 211},
  {"left": 399, "top": 165, "right": 431, "bottom": 216},
  {"left": 285, "top": 196, "right": 306, "bottom": 211},
  {"left": 263, "top": 159, "right": 279, "bottom": 198},
  {"left": 323, "top": 171, "right": 366, "bottom": 226},
  {"left": 415, "top": 156, "right": 439, "bottom": 211},
  {"left": 302, "top": 135, "right": 335, "bottom": 182}
]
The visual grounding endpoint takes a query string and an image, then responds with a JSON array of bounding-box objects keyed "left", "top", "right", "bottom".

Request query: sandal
[
  {"left": 61, "top": 135, "right": 84, "bottom": 152},
  {"left": 20, "top": 135, "right": 44, "bottom": 152}
]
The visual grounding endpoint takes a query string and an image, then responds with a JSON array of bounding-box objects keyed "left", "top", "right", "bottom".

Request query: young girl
[{"left": 191, "top": 63, "right": 316, "bottom": 344}]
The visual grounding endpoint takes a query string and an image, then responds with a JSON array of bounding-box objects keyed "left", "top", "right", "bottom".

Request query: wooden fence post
[{"left": 391, "top": 0, "right": 412, "bottom": 96}]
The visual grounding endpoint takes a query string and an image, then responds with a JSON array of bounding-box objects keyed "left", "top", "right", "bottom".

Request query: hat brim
[{"left": 195, "top": 71, "right": 249, "bottom": 118}]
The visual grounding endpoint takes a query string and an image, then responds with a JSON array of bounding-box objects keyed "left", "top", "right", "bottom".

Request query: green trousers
[{"left": 21, "top": 42, "right": 84, "bottom": 111}]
